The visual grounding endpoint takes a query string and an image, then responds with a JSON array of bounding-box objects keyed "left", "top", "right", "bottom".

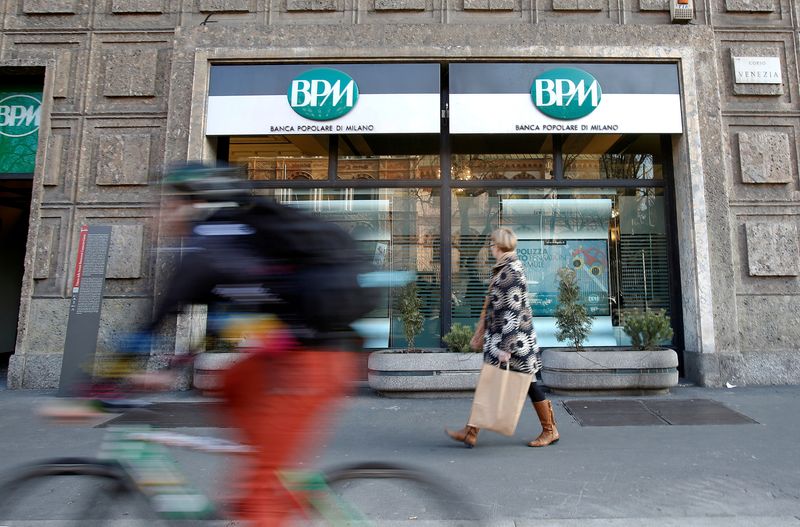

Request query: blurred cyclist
[
  {"left": 112, "top": 162, "right": 369, "bottom": 525},
  {"left": 155, "top": 162, "right": 371, "bottom": 525}
]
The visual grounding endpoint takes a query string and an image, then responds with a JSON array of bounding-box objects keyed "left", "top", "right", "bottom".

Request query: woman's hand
[{"left": 498, "top": 351, "right": 511, "bottom": 363}]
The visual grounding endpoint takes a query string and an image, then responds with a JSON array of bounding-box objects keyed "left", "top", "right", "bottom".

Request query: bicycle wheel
[
  {"left": 314, "top": 462, "right": 483, "bottom": 525},
  {"left": 0, "top": 457, "right": 167, "bottom": 526}
]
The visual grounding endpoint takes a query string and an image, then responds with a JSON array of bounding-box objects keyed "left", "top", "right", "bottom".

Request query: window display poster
[{"left": 517, "top": 239, "right": 610, "bottom": 316}]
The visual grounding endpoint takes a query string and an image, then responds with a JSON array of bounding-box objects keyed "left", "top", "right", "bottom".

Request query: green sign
[
  {"left": 0, "top": 89, "right": 42, "bottom": 174},
  {"left": 531, "top": 68, "right": 602, "bottom": 120},
  {"left": 287, "top": 68, "right": 359, "bottom": 121}
]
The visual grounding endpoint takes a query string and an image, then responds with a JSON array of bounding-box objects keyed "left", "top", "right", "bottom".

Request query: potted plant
[
  {"left": 442, "top": 323, "right": 476, "bottom": 354},
  {"left": 368, "top": 286, "right": 484, "bottom": 396},
  {"left": 623, "top": 308, "right": 674, "bottom": 351},
  {"left": 554, "top": 268, "right": 593, "bottom": 351},
  {"left": 398, "top": 283, "right": 424, "bottom": 352},
  {"left": 541, "top": 269, "right": 679, "bottom": 395}
]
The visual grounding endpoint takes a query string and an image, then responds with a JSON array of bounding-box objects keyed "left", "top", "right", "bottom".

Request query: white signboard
[
  {"left": 207, "top": 64, "right": 440, "bottom": 135},
  {"left": 449, "top": 64, "right": 684, "bottom": 135},
  {"left": 733, "top": 57, "right": 782, "bottom": 85}
]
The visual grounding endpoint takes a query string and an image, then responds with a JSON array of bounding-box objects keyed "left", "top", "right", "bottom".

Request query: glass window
[
  {"left": 451, "top": 135, "right": 553, "bottom": 180},
  {"left": 562, "top": 134, "right": 663, "bottom": 180},
  {"left": 337, "top": 134, "right": 439, "bottom": 180},
  {"left": 229, "top": 135, "right": 330, "bottom": 180},
  {"left": 451, "top": 187, "right": 672, "bottom": 348},
  {"left": 254, "top": 187, "right": 441, "bottom": 349}
]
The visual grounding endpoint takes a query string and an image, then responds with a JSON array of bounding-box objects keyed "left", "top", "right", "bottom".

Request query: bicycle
[{"left": 0, "top": 423, "right": 482, "bottom": 526}]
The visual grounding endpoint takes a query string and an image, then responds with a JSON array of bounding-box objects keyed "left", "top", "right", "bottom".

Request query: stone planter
[
  {"left": 541, "top": 347, "right": 679, "bottom": 395},
  {"left": 193, "top": 352, "right": 248, "bottom": 393},
  {"left": 368, "top": 349, "right": 484, "bottom": 397}
]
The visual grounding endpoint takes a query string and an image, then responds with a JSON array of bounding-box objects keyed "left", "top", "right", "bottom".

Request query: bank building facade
[{"left": 0, "top": 0, "right": 798, "bottom": 389}]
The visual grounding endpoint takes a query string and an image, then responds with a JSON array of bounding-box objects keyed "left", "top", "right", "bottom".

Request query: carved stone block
[
  {"left": 42, "top": 120, "right": 80, "bottom": 204},
  {"left": 464, "top": 0, "right": 515, "bottom": 8},
  {"left": 103, "top": 49, "right": 159, "bottom": 97},
  {"left": 111, "top": 0, "right": 165, "bottom": 12},
  {"left": 43, "top": 134, "right": 66, "bottom": 187},
  {"left": 33, "top": 225, "right": 56, "bottom": 280},
  {"left": 725, "top": 0, "right": 773, "bottom": 11},
  {"left": 553, "top": 0, "right": 603, "bottom": 10},
  {"left": 738, "top": 131, "right": 792, "bottom": 184},
  {"left": 96, "top": 134, "right": 152, "bottom": 186},
  {"left": 49, "top": 50, "right": 74, "bottom": 98},
  {"left": 552, "top": 0, "right": 576, "bottom": 8},
  {"left": 22, "top": 0, "right": 76, "bottom": 13},
  {"left": 639, "top": 0, "right": 668, "bottom": 10},
  {"left": 199, "top": 0, "right": 251, "bottom": 10},
  {"left": 375, "top": 0, "right": 425, "bottom": 9},
  {"left": 107, "top": 224, "right": 145, "bottom": 279},
  {"left": 287, "top": 0, "right": 339, "bottom": 9},
  {"left": 746, "top": 222, "right": 800, "bottom": 276}
]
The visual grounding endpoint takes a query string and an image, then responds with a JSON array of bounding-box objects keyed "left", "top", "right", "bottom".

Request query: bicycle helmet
[{"left": 162, "top": 161, "right": 249, "bottom": 201}]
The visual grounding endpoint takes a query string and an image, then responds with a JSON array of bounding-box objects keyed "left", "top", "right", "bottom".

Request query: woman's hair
[{"left": 491, "top": 227, "right": 517, "bottom": 253}]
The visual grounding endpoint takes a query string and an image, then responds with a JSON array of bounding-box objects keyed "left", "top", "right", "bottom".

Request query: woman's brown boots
[
  {"left": 528, "top": 400, "right": 559, "bottom": 447},
  {"left": 446, "top": 401, "right": 558, "bottom": 448},
  {"left": 446, "top": 425, "right": 479, "bottom": 448}
]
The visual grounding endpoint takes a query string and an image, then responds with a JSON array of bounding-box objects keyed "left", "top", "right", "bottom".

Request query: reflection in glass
[
  {"left": 451, "top": 135, "right": 553, "bottom": 180},
  {"left": 254, "top": 188, "right": 441, "bottom": 348},
  {"left": 337, "top": 134, "right": 439, "bottom": 180},
  {"left": 451, "top": 188, "right": 671, "bottom": 348},
  {"left": 562, "top": 134, "right": 663, "bottom": 180},
  {"left": 228, "top": 135, "right": 329, "bottom": 180}
]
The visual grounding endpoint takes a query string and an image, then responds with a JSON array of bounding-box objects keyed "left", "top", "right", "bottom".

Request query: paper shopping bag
[{"left": 467, "top": 363, "right": 533, "bottom": 436}]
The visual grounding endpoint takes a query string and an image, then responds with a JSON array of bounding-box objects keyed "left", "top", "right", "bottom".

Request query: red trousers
[{"left": 220, "top": 346, "right": 355, "bottom": 526}]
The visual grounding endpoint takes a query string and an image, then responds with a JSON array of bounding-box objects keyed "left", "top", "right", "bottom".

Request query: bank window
[
  {"left": 451, "top": 134, "right": 553, "bottom": 181},
  {"left": 337, "top": 134, "right": 439, "bottom": 180},
  {"left": 228, "top": 135, "right": 329, "bottom": 180},
  {"left": 253, "top": 187, "right": 442, "bottom": 349},
  {"left": 562, "top": 134, "right": 663, "bottom": 180},
  {"left": 451, "top": 187, "right": 672, "bottom": 348}
]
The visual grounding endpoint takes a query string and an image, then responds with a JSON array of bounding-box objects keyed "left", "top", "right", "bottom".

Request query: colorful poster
[
  {"left": 517, "top": 239, "right": 610, "bottom": 317},
  {"left": 0, "top": 88, "right": 42, "bottom": 174}
]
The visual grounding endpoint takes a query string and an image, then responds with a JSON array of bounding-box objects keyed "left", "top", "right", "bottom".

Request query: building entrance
[{"left": 0, "top": 180, "right": 32, "bottom": 383}]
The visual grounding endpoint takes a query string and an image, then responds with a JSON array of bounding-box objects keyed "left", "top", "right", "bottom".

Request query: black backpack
[{"left": 213, "top": 197, "right": 382, "bottom": 332}]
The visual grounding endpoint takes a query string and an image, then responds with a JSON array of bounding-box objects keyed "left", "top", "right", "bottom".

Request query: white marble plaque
[{"left": 733, "top": 57, "right": 782, "bottom": 85}]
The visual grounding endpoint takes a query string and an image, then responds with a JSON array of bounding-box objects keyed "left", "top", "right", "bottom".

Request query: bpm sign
[
  {"left": 531, "top": 68, "right": 602, "bottom": 120},
  {"left": 0, "top": 94, "right": 41, "bottom": 138},
  {"left": 287, "top": 68, "right": 359, "bottom": 121}
]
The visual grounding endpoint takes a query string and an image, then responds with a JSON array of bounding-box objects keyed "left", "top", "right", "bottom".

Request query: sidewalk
[{"left": 0, "top": 383, "right": 799, "bottom": 526}]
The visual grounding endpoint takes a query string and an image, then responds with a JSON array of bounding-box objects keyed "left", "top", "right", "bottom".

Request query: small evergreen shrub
[
  {"left": 554, "top": 268, "right": 594, "bottom": 351},
  {"left": 443, "top": 323, "right": 477, "bottom": 353},
  {"left": 398, "top": 283, "right": 424, "bottom": 351},
  {"left": 623, "top": 309, "right": 674, "bottom": 350}
]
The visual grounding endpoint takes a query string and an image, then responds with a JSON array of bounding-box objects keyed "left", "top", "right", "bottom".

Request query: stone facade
[{"left": 1, "top": 0, "right": 799, "bottom": 388}]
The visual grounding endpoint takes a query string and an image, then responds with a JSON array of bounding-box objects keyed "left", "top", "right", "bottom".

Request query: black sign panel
[{"left": 58, "top": 225, "right": 112, "bottom": 395}]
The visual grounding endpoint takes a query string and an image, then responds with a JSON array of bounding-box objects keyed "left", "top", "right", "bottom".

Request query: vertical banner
[
  {"left": 58, "top": 225, "right": 112, "bottom": 395},
  {"left": 0, "top": 88, "right": 42, "bottom": 174}
]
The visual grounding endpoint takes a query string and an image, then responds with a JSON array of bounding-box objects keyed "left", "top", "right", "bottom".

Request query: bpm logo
[
  {"left": 0, "top": 94, "right": 41, "bottom": 138},
  {"left": 531, "top": 68, "right": 602, "bottom": 120},
  {"left": 287, "top": 68, "right": 359, "bottom": 121}
]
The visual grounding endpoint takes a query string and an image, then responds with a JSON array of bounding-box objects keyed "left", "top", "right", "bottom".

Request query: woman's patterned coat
[{"left": 483, "top": 253, "right": 541, "bottom": 374}]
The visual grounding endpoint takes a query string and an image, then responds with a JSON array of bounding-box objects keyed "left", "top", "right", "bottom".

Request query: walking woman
[{"left": 446, "top": 227, "right": 559, "bottom": 448}]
